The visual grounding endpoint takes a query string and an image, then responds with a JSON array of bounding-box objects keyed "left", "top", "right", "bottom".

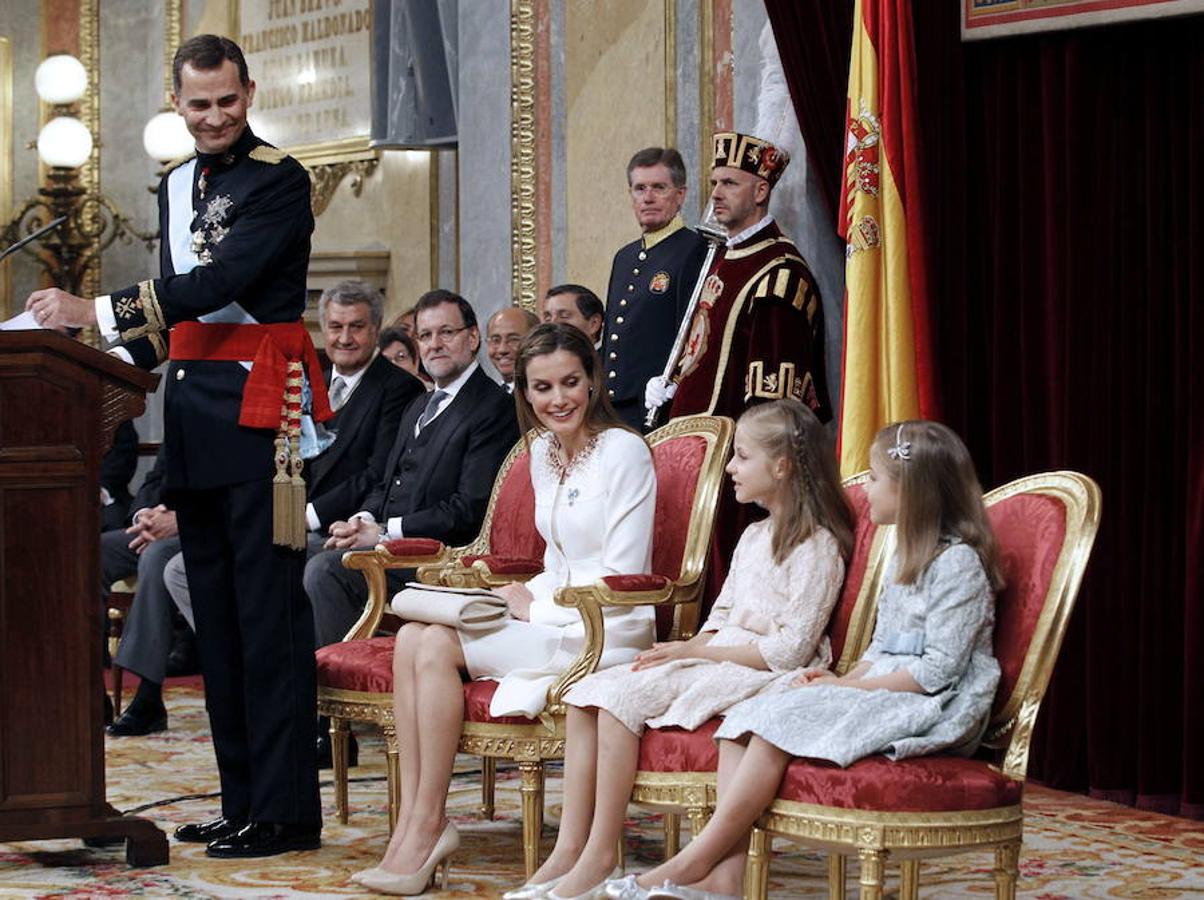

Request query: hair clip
[{"left": 886, "top": 424, "right": 912, "bottom": 461}]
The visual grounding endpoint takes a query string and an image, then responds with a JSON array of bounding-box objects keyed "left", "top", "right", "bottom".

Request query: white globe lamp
[
  {"left": 142, "top": 111, "right": 194, "bottom": 163},
  {"left": 36, "top": 116, "right": 93, "bottom": 169},
  {"left": 34, "top": 54, "right": 88, "bottom": 105}
]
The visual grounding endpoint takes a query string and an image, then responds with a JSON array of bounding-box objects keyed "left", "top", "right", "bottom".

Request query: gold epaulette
[
  {"left": 749, "top": 259, "right": 820, "bottom": 322},
  {"left": 161, "top": 152, "right": 196, "bottom": 176},
  {"left": 249, "top": 145, "right": 288, "bottom": 165}
]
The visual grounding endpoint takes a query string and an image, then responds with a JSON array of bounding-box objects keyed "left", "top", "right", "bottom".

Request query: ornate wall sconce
[{"left": 1, "top": 54, "right": 159, "bottom": 296}]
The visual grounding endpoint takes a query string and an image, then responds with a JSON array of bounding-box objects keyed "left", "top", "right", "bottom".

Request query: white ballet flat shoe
[
  {"left": 502, "top": 874, "right": 565, "bottom": 899},
  {"left": 602, "top": 873, "right": 651, "bottom": 899},
  {"left": 547, "top": 867, "right": 622, "bottom": 900}
]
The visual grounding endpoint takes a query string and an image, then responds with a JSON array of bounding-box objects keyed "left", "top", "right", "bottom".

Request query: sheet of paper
[{"left": 0, "top": 310, "right": 45, "bottom": 331}]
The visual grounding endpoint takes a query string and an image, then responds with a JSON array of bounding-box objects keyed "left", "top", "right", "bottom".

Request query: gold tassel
[{"left": 272, "top": 362, "right": 308, "bottom": 551}]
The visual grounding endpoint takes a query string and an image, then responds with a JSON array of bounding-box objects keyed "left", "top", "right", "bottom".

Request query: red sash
[{"left": 169, "top": 320, "right": 333, "bottom": 429}]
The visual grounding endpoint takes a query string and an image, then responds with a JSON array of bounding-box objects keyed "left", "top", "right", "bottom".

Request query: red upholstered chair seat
[
  {"left": 777, "top": 755, "right": 1023, "bottom": 813},
  {"left": 317, "top": 636, "right": 396, "bottom": 693},
  {"left": 462, "top": 678, "right": 541, "bottom": 726},
  {"left": 382, "top": 537, "right": 444, "bottom": 557},
  {"left": 637, "top": 718, "right": 722, "bottom": 773}
]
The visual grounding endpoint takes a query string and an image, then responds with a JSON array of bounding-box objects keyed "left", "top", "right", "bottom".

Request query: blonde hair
[
  {"left": 738, "top": 400, "right": 854, "bottom": 565},
  {"left": 870, "top": 420, "right": 1005, "bottom": 590}
]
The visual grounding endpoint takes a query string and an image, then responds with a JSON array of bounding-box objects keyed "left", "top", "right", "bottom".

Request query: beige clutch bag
[{"left": 390, "top": 582, "right": 510, "bottom": 632}]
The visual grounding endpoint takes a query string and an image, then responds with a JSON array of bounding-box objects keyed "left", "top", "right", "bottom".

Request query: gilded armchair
[
  {"left": 627, "top": 472, "right": 893, "bottom": 858},
  {"left": 314, "top": 436, "right": 543, "bottom": 829},
  {"left": 744, "top": 470, "right": 1102, "bottom": 900}
]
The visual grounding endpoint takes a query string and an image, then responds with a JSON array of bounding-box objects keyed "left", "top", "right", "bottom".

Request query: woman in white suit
[{"left": 355, "top": 323, "right": 657, "bottom": 895}]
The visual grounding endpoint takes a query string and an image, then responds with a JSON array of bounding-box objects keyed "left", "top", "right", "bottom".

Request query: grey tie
[
  {"left": 417, "top": 390, "right": 449, "bottom": 431},
  {"left": 328, "top": 375, "right": 348, "bottom": 411}
]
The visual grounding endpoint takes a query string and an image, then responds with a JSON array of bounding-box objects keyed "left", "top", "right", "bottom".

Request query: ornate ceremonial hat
[{"left": 712, "top": 131, "right": 790, "bottom": 186}]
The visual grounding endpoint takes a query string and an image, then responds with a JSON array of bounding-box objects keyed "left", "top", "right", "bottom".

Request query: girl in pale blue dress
[{"left": 608, "top": 420, "right": 1006, "bottom": 900}]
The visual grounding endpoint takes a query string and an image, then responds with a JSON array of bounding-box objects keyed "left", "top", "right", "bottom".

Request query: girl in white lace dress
[
  {"left": 613, "top": 420, "right": 1006, "bottom": 900},
  {"left": 508, "top": 400, "right": 856, "bottom": 900}
]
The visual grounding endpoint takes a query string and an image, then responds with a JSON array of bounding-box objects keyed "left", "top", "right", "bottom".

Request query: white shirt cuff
[
  {"left": 95, "top": 295, "right": 119, "bottom": 342},
  {"left": 385, "top": 517, "right": 403, "bottom": 541},
  {"left": 107, "top": 346, "right": 134, "bottom": 364},
  {"left": 306, "top": 502, "right": 320, "bottom": 532}
]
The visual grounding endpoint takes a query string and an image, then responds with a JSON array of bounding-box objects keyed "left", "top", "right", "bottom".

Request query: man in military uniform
[
  {"left": 603, "top": 147, "right": 709, "bottom": 431},
  {"left": 645, "top": 132, "right": 830, "bottom": 424},
  {"left": 29, "top": 35, "right": 325, "bottom": 858},
  {"left": 643, "top": 131, "right": 831, "bottom": 611}
]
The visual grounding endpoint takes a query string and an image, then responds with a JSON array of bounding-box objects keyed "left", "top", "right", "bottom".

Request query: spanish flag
[{"left": 837, "top": 0, "right": 938, "bottom": 476}]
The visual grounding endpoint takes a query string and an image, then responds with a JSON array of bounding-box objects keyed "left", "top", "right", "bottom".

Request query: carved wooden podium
[{"left": 0, "top": 330, "right": 167, "bottom": 865}]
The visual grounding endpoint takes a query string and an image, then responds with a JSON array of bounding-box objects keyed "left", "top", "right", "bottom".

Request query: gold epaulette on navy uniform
[
  {"left": 249, "top": 145, "right": 288, "bottom": 165},
  {"left": 161, "top": 152, "right": 196, "bottom": 176}
]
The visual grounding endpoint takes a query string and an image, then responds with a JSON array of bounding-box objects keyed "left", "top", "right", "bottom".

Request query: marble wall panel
[
  {"left": 456, "top": 0, "right": 511, "bottom": 330},
  {"left": 311, "top": 149, "right": 432, "bottom": 321},
  {"left": 564, "top": 0, "right": 667, "bottom": 302}
]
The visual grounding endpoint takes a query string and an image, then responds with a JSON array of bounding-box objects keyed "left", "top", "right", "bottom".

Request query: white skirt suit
[{"left": 459, "top": 427, "right": 657, "bottom": 718}]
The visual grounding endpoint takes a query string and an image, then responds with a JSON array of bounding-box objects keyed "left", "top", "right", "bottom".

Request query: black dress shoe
[
  {"left": 174, "top": 816, "right": 247, "bottom": 844},
  {"left": 316, "top": 729, "right": 358, "bottom": 770},
  {"left": 205, "top": 822, "right": 321, "bottom": 858},
  {"left": 165, "top": 630, "right": 200, "bottom": 677},
  {"left": 106, "top": 699, "right": 167, "bottom": 737}
]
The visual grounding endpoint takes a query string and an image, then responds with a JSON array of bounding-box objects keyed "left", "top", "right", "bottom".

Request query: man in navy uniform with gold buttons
[
  {"left": 602, "top": 148, "right": 708, "bottom": 431},
  {"left": 29, "top": 35, "right": 326, "bottom": 858}
]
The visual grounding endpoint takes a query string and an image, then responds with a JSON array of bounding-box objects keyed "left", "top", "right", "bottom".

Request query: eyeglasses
[
  {"left": 415, "top": 325, "right": 471, "bottom": 345},
  {"left": 629, "top": 183, "right": 677, "bottom": 197},
  {"left": 486, "top": 334, "right": 523, "bottom": 348},
  {"left": 387, "top": 349, "right": 412, "bottom": 363}
]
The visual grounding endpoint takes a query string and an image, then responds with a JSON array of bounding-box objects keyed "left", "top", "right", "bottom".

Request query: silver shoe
[
  {"left": 503, "top": 875, "right": 564, "bottom": 899},
  {"left": 602, "top": 874, "right": 650, "bottom": 899},
  {"left": 646, "top": 881, "right": 738, "bottom": 900}
]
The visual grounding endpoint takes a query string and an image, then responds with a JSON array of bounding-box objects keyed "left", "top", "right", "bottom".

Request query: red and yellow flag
[{"left": 837, "top": 0, "right": 938, "bottom": 476}]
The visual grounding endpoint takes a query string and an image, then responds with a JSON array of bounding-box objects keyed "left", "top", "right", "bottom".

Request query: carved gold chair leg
[
  {"left": 899, "top": 859, "right": 920, "bottom": 900},
  {"left": 330, "top": 717, "right": 351, "bottom": 824},
  {"left": 993, "top": 841, "right": 1020, "bottom": 900},
  {"left": 687, "top": 805, "right": 710, "bottom": 841},
  {"left": 382, "top": 722, "right": 401, "bottom": 833},
  {"left": 518, "top": 760, "right": 546, "bottom": 878},
  {"left": 617, "top": 834, "right": 626, "bottom": 873},
  {"left": 828, "top": 854, "right": 847, "bottom": 900},
  {"left": 662, "top": 812, "right": 681, "bottom": 859},
  {"left": 744, "top": 826, "right": 771, "bottom": 900},
  {"left": 857, "top": 848, "right": 886, "bottom": 900},
  {"left": 480, "top": 756, "right": 497, "bottom": 819}
]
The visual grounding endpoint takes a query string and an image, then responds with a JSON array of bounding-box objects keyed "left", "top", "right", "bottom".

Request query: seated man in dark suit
[
  {"left": 304, "top": 289, "right": 519, "bottom": 648},
  {"left": 103, "top": 445, "right": 185, "bottom": 735},
  {"left": 305, "top": 279, "right": 425, "bottom": 544},
  {"left": 100, "top": 419, "right": 139, "bottom": 532}
]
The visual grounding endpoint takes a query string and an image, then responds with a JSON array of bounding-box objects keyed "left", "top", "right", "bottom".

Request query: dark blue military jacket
[{"left": 602, "top": 217, "right": 708, "bottom": 422}]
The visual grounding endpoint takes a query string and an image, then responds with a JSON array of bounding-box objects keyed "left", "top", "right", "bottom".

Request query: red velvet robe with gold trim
[{"left": 668, "top": 220, "right": 830, "bottom": 423}]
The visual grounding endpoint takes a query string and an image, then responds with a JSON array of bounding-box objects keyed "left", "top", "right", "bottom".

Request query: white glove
[{"left": 644, "top": 375, "right": 678, "bottom": 410}]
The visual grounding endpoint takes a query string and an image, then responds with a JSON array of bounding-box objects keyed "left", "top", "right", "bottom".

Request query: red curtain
[{"left": 768, "top": 2, "right": 1204, "bottom": 818}]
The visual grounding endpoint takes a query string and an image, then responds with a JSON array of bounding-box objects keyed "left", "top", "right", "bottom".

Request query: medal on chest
[{"left": 190, "top": 193, "right": 234, "bottom": 266}]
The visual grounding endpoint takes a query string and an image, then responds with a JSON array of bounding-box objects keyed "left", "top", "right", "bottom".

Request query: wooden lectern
[{"left": 0, "top": 330, "right": 167, "bottom": 866}]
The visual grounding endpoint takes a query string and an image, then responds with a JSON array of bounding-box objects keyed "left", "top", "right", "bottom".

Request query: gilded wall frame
[
  {"left": 227, "top": 0, "right": 376, "bottom": 167},
  {"left": 0, "top": 37, "right": 12, "bottom": 313}
]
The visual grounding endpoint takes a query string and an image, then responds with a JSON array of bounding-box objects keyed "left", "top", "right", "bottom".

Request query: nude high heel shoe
[{"left": 358, "top": 821, "right": 460, "bottom": 895}]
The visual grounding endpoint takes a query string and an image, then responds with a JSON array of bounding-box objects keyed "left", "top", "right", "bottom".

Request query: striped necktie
[{"left": 417, "top": 390, "right": 449, "bottom": 431}]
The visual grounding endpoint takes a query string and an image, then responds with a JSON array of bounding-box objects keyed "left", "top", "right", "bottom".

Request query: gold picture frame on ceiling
[
  {"left": 225, "top": 0, "right": 376, "bottom": 167},
  {"left": 0, "top": 37, "right": 11, "bottom": 313}
]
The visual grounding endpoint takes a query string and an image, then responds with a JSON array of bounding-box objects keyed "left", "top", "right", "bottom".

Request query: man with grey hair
[
  {"left": 307, "top": 279, "right": 425, "bottom": 535},
  {"left": 603, "top": 147, "right": 708, "bottom": 431}
]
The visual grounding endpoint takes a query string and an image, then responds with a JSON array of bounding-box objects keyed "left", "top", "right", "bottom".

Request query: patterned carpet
[{"left": 1, "top": 684, "right": 1201, "bottom": 898}]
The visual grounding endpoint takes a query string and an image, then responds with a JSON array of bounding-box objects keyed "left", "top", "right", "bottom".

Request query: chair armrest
[
  {"left": 417, "top": 555, "right": 544, "bottom": 589},
  {"left": 339, "top": 541, "right": 453, "bottom": 641},
  {"left": 544, "top": 573, "right": 702, "bottom": 709}
]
